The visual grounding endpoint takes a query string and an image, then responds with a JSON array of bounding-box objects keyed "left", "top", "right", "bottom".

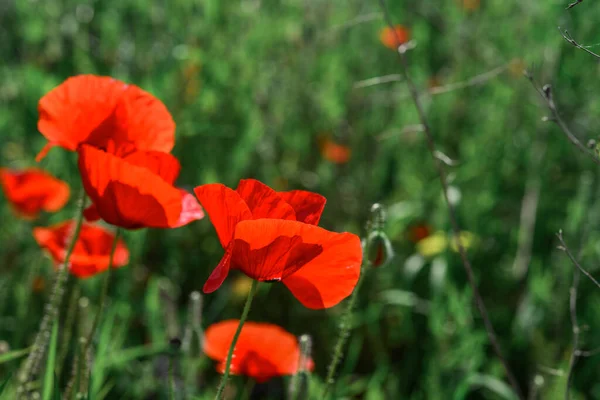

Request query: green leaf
[
  {"left": 42, "top": 320, "right": 59, "bottom": 400},
  {"left": 53, "top": 373, "right": 62, "bottom": 400},
  {"left": 0, "top": 372, "right": 12, "bottom": 395},
  {"left": 0, "top": 347, "right": 31, "bottom": 364}
]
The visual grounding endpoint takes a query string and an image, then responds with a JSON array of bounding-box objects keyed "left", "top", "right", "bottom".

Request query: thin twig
[
  {"left": 566, "top": 0, "right": 583, "bottom": 10},
  {"left": 353, "top": 74, "right": 403, "bottom": 89},
  {"left": 556, "top": 231, "right": 600, "bottom": 290},
  {"left": 561, "top": 29, "right": 600, "bottom": 60},
  {"left": 526, "top": 73, "right": 600, "bottom": 165},
  {"left": 376, "top": 1, "right": 524, "bottom": 398},
  {"left": 427, "top": 64, "right": 509, "bottom": 96},
  {"left": 566, "top": 266, "right": 580, "bottom": 400}
]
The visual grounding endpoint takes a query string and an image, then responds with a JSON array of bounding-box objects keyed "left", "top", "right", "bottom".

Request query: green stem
[
  {"left": 321, "top": 271, "right": 366, "bottom": 399},
  {"left": 55, "top": 280, "right": 80, "bottom": 380},
  {"left": 322, "top": 225, "right": 374, "bottom": 400},
  {"left": 77, "top": 227, "right": 121, "bottom": 397},
  {"left": 214, "top": 280, "right": 259, "bottom": 400},
  {"left": 18, "top": 189, "right": 87, "bottom": 398}
]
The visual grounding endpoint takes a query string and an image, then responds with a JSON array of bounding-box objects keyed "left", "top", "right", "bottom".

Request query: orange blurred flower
[
  {"left": 204, "top": 320, "right": 314, "bottom": 383},
  {"left": 380, "top": 25, "right": 411, "bottom": 50},
  {"left": 319, "top": 137, "right": 351, "bottom": 164},
  {"left": 33, "top": 220, "right": 129, "bottom": 278},
  {"left": 0, "top": 168, "right": 69, "bottom": 219}
]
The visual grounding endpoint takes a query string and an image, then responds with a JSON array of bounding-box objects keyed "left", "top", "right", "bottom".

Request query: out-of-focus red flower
[
  {"left": 203, "top": 320, "right": 314, "bottom": 383},
  {"left": 380, "top": 25, "right": 411, "bottom": 50},
  {"left": 408, "top": 223, "right": 432, "bottom": 243},
  {"left": 36, "top": 75, "right": 175, "bottom": 161},
  {"left": 318, "top": 137, "right": 351, "bottom": 164},
  {"left": 459, "top": 0, "right": 480, "bottom": 11},
  {"left": 194, "top": 179, "right": 362, "bottom": 309},
  {"left": 0, "top": 168, "right": 69, "bottom": 219},
  {"left": 33, "top": 220, "right": 129, "bottom": 278},
  {"left": 77, "top": 145, "right": 203, "bottom": 229}
]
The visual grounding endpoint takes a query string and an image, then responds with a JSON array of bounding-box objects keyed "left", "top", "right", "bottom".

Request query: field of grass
[{"left": 2, "top": 0, "right": 600, "bottom": 399}]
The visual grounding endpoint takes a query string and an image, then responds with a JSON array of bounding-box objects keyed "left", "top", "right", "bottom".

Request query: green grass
[{"left": 2, "top": 0, "right": 600, "bottom": 398}]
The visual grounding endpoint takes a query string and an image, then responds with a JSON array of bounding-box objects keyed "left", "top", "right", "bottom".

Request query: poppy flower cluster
[
  {"left": 0, "top": 168, "right": 69, "bottom": 219},
  {"left": 14, "top": 74, "right": 368, "bottom": 386},
  {"left": 203, "top": 320, "right": 313, "bottom": 383},
  {"left": 194, "top": 179, "right": 363, "bottom": 309},
  {"left": 37, "top": 75, "right": 204, "bottom": 230}
]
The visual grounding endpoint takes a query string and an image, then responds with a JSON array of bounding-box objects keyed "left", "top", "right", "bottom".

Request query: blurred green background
[{"left": 2, "top": 0, "right": 600, "bottom": 398}]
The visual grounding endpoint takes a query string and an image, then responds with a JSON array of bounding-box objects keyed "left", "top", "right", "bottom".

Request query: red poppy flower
[
  {"left": 78, "top": 145, "right": 203, "bottom": 229},
  {"left": 380, "top": 25, "right": 411, "bottom": 49},
  {"left": 0, "top": 168, "right": 70, "bottom": 219},
  {"left": 203, "top": 320, "right": 314, "bottom": 383},
  {"left": 194, "top": 179, "right": 362, "bottom": 309},
  {"left": 408, "top": 223, "right": 432, "bottom": 243},
  {"left": 33, "top": 220, "right": 129, "bottom": 278},
  {"left": 37, "top": 75, "right": 175, "bottom": 161},
  {"left": 319, "top": 138, "right": 351, "bottom": 164}
]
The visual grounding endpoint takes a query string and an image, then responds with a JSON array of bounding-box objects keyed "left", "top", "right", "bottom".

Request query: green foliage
[{"left": 2, "top": 0, "right": 600, "bottom": 398}]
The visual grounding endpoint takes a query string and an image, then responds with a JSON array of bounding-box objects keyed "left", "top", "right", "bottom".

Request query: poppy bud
[
  {"left": 363, "top": 230, "right": 394, "bottom": 268},
  {"left": 363, "top": 203, "right": 394, "bottom": 268}
]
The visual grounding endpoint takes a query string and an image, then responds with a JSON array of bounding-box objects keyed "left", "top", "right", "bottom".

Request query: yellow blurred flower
[
  {"left": 416, "top": 231, "right": 478, "bottom": 257},
  {"left": 232, "top": 275, "right": 254, "bottom": 299},
  {"left": 509, "top": 58, "right": 526, "bottom": 78},
  {"left": 416, "top": 232, "right": 448, "bottom": 258},
  {"left": 449, "top": 231, "right": 477, "bottom": 252}
]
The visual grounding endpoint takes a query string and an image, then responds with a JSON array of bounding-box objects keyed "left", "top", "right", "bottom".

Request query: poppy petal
[
  {"left": 203, "top": 243, "right": 233, "bottom": 293},
  {"left": 174, "top": 190, "right": 204, "bottom": 227},
  {"left": 235, "top": 179, "right": 296, "bottom": 220},
  {"left": 122, "top": 150, "right": 181, "bottom": 184},
  {"left": 87, "top": 84, "right": 175, "bottom": 154},
  {"left": 230, "top": 220, "right": 324, "bottom": 282},
  {"left": 193, "top": 184, "right": 252, "bottom": 248},
  {"left": 77, "top": 145, "right": 182, "bottom": 229},
  {"left": 282, "top": 229, "right": 362, "bottom": 309},
  {"left": 37, "top": 75, "right": 127, "bottom": 158},
  {"left": 33, "top": 220, "right": 129, "bottom": 278},
  {"left": 83, "top": 204, "right": 101, "bottom": 222},
  {"left": 278, "top": 190, "right": 326, "bottom": 225},
  {"left": 203, "top": 320, "right": 312, "bottom": 383}
]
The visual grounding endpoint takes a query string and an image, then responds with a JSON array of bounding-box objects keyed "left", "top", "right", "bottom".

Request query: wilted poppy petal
[
  {"left": 230, "top": 220, "right": 323, "bottom": 281},
  {"left": 174, "top": 190, "right": 204, "bottom": 227},
  {"left": 37, "top": 75, "right": 127, "bottom": 159},
  {"left": 203, "top": 244, "right": 233, "bottom": 293},
  {"left": 235, "top": 179, "right": 296, "bottom": 220},
  {"left": 122, "top": 150, "right": 181, "bottom": 184},
  {"left": 33, "top": 220, "right": 129, "bottom": 278},
  {"left": 78, "top": 145, "right": 182, "bottom": 229},
  {"left": 278, "top": 190, "right": 326, "bottom": 225},
  {"left": 204, "top": 320, "right": 312, "bottom": 383},
  {"left": 282, "top": 229, "right": 362, "bottom": 309},
  {"left": 0, "top": 168, "right": 70, "bottom": 219},
  {"left": 194, "top": 184, "right": 252, "bottom": 248}
]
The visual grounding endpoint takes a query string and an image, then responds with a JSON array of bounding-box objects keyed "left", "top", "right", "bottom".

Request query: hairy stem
[{"left": 17, "top": 190, "right": 86, "bottom": 399}]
